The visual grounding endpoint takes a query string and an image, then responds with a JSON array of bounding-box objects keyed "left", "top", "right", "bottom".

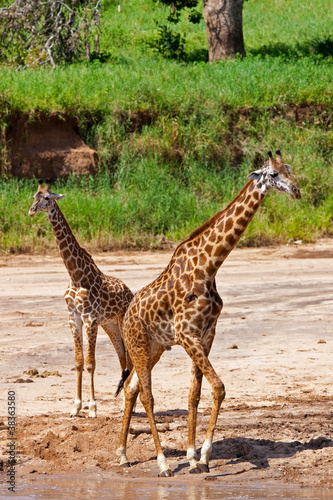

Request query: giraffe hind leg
[
  {"left": 115, "top": 368, "right": 131, "bottom": 396},
  {"left": 116, "top": 370, "right": 140, "bottom": 466},
  {"left": 116, "top": 337, "right": 171, "bottom": 475},
  {"left": 115, "top": 368, "right": 135, "bottom": 413},
  {"left": 102, "top": 321, "right": 128, "bottom": 372},
  {"left": 102, "top": 321, "right": 134, "bottom": 412},
  {"left": 138, "top": 368, "right": 173, "bottom": 476}
]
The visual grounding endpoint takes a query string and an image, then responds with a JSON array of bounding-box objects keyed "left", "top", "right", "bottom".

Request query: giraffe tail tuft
[{"left": 115, "top": 368, "right": 131, "bottom": 397}]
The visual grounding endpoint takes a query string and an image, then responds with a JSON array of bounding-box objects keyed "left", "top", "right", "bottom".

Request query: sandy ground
[{"left": 0, "top": 240, "right": 333, "bottom": 494}]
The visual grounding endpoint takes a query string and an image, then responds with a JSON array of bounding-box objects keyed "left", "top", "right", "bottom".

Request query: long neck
[
  {"left": 47, "top": 202, "right": 100, "bottom": 284},
  {"left": 182, "top": 180, "right": 265, "bottom": 280}
]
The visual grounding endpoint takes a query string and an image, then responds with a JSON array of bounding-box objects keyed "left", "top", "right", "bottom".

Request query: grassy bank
[
  {"left": 0, "top": 0, "right": 332, "bottom": 253},
  {"left": 2, "top": 121, "right": 332, "bottom": 254}
]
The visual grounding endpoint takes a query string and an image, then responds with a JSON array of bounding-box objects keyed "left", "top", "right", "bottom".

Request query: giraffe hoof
[
  {"left": 196, "top": 462, "right": 209, "bottom": 473},
  {"left": 189, "top": 467, "right": 203, "bottom": 474},
  {"left": 119, "top": 462, "right": 131, "bottom": 468},
  {"left": 158, "top": 469, "right": 173, "bottom": 477}
]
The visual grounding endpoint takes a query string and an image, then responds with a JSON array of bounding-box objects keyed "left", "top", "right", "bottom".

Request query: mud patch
[{"left": 3, "top": 405, "right": 333, "bottom": 488}]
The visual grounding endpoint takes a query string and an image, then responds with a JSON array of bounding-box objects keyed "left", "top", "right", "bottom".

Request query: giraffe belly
[{"left": 146, "top": 321, "right": 177, "bottom": 347}]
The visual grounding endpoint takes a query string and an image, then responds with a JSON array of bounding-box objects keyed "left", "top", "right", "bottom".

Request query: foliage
[
  {"left": 1, "top": 103, "right": 333, "bottom": 253},
  {"left": 156, "top": 0, "right": 200, "bottom": 23},
  {"left": 0, "top": 0, "right": 102, "bottom": 67},
  {"left": 151, "top": 0, "right": 202, "bottom": 59},
  {"left": 151, "top": 23, "right": 186, "bottom": 59}
]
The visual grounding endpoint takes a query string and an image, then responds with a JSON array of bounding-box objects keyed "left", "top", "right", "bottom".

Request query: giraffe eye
[
  {"left": 270, "top": 172, "right": 278, "bottom": 178},
  {"left": 44, "top": 196, "right": 50, "bottom": 201}
]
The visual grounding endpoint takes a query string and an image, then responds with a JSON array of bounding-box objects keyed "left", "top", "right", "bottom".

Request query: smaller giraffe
[
  {"left": 29, "top": 180, "right": 133, "bottom": 418},
  {"left": 116, "top": 150, "right": 301, "bottom": 476}
]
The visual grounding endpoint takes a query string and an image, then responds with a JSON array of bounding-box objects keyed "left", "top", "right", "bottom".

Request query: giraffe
[
  {"left": 28, "top": 180, "right": 133, "bottom": 418},
  {"left": 116, "top": 150, "right": 301, "bottom": 476}
]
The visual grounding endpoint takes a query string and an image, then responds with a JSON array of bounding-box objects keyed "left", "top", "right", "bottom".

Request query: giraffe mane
[
  {"left": 182, "top": 179, "right": 254, "bottom": 245},
  {"left": 55, "top": 204, "right": 93, "bottom": 260}
]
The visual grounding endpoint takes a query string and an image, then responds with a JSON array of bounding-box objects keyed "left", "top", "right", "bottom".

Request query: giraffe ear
[
  {"left": 247, "top": 169, "right": 263, "bottom": 180},
  {"left": 47, "top": 192, "right": 66, "bottom": 201},
  {"left": 53, "top": 193, "right": 66, "bottom": 200},
  {"left": 285, "top": 164, "right": 292, "bottom": 173}
]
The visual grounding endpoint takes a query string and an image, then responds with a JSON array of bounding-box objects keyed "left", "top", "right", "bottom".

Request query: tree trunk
[{"left": 203, "top": 0, "right": 246, "bottom": 62}]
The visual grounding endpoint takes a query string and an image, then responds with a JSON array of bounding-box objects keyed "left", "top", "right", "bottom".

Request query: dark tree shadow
[
  {"left": 180, "top": 35, "right": 333, "bottom": 64},
  {"left": 186, "top": 48, "right": 209, "bottom": 63},
  {"left": 249, "top": 36, "right": 333, "bottom": 59}
]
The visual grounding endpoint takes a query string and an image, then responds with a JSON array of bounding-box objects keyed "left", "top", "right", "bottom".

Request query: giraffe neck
[
  {"left": 47, "top": 202, "right": 100, "bottom": 284},
  {"left": 182, "top": 179, "right": 265, "bottom": 279}
]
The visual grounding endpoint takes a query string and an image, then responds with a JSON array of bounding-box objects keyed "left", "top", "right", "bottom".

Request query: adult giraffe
[
  {"left": 116, "top": 150, "right": 301, "bottom": 476},
  {"left": 29, "top": 180, "right": 133, "bottom": 418}
]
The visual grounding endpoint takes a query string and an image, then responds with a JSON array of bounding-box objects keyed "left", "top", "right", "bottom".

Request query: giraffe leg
[
  {"left": 187, "top": 324, "right": 217, "bottom": 473},
  {"left": 179, "top": 336, "right": 225, "bottom": 473},
  {"left": 137, "top": 356, "right": 173, "bottom": 477},
  {"left": 67, "top": 308, "right": 84, "bottom": 417},
  {"left": 85, "top": 319, "right": 99, "bottom": 418},
  {"left": 102, "top": 321, "right": 127, "bottom": 372},
  {"left": 116, "top": 315, "right": 134, "bottom": 373},
  {"left": 187, "top": 361, "right": 203, "bottom": 472},
  {"left": 116, "top": 369, "right": 140, "bottom": 466},
  {"left": 102, "top": 320, "right": 134, "bottom": 412},
  {"left": 116, "top": 337, "right": 170, "bottom": 476}
]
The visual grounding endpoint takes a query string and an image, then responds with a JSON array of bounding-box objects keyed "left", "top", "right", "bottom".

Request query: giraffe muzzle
[{"left": 292, "top": 186, "right": 301, "bottom": 200}]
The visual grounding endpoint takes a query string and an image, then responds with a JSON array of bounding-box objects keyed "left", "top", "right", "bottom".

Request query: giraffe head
[
  {"left": 248, "top": 150, "right": 301, "bottom": 199},
  {"left": 28, "top": 179, "right": 66, "bottom": 217}
]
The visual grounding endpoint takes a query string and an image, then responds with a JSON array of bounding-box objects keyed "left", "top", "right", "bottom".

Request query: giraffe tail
[{"left": 115, "top": 368, "right": 131, "bottom": 397}]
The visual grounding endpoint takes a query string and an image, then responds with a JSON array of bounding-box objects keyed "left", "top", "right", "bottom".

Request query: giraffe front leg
[
  {"left": 71, "top": 365, "right": 83, "bottom": 418},
  {"left": 71, "top": 369, "right": 83, "bottom": 417},
  {"left": 67, "top": 308, "right": 84, "bottom": 417},
  {"left": 85, "top": 319, "right": 98, "bottom": 418}
]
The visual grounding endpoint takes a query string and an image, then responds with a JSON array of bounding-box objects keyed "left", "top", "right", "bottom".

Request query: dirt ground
[{"left": 0, "top": 240, "right": 333, "bottom": 493}]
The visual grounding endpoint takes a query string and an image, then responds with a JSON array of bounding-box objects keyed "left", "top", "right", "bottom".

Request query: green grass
[
  {"left": 2, "top": 125, "right": 333, "bottom": 254},
  {"left": 0, "top": 55, "right": 332, "bottom": 114},
  {"left": 0, "top": 0, "right": 333, "bottom": 253}
]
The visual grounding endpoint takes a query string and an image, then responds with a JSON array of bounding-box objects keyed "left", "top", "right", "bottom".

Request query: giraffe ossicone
[
  {"left": 29, "top": 179, "right": 133, "bottom": 418},
  {"left": 116, "top": 150, "right": 301, "bottom": 476}
]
